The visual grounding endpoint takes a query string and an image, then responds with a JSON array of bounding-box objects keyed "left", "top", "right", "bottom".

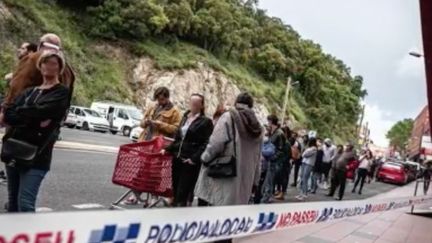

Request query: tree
[{"left": 386, "top": 119, "right": 414, "bottom": 152}]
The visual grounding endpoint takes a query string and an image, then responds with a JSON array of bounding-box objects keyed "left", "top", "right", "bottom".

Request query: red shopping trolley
[{"left": 110, "top": 136, "right": 173, "bottom": 209}]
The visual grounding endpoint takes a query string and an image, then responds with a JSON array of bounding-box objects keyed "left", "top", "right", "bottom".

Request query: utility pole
[{"left": 281, "top": 77, "right": 292, "bottom": 125}]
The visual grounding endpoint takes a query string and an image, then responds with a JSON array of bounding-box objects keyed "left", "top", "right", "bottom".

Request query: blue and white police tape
[{"left": 0, "top": 195, "right": 431, "bottom": 243}]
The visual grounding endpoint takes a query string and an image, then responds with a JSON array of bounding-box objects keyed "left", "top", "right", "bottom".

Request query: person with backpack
[
  {"left": 254, "top": 131, "right": 276, "bottom": 203},
  {"left": 260, "top": 115, "right": 286, "bottom": 203},
  {"left": 290, "top": 132, "right": 302, "bottom": 187}
]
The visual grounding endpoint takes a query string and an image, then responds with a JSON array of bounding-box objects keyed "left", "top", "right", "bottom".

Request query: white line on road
[
  {"left": 36, "top": 207, "right": 54, "bottom": 212},
  {"left": 72, "top": 203, "right": 105, "bottom": 209}
]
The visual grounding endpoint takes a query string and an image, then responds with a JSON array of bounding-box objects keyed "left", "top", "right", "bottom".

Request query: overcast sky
[{"left": 259, "top": 0, "right": 426, "bottom": 147}]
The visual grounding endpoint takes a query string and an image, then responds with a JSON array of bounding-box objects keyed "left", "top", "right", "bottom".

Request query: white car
[
  {"left": 63, "top": 108, "right": 78, "bottom": 128},
  {"left": 130, "top": 126, "right": 144, "bottom": 142},
  {"left": 70, "top": 106, "right": 110, "bottom": 133}
]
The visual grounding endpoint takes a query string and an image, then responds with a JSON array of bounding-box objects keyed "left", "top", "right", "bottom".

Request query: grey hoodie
[
  {"left": 335, "top": 151, "right": 355, "bottom": 171},
  {"left": 302, "top": 146, "right": 318, "bottom": 166}
]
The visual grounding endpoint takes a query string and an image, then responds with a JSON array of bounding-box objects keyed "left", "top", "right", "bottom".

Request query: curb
[{"left": 0, "top": 133, "right": 119, "bottom": 154}]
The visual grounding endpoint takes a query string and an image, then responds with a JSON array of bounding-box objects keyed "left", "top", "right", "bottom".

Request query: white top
[
  {"left": 359, "top": 157, "right": 372, "bottom": 170},
  {"left": 323, "top": 145, "right": 336, "bottom": 163}
]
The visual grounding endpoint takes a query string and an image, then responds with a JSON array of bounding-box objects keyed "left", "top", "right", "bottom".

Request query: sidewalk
[{"left": 237, "top": 182, "right": 432, "bottom": 243}]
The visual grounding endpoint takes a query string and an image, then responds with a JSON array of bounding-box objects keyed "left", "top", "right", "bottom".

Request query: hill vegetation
[{"left": 0, "top": 0, "right": 366, "bottom": 140}]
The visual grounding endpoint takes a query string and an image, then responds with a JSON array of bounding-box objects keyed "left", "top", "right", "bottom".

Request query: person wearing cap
[
  {"left": 322, "top": 138, "right": 336, "bottom": 189},
  {"left": 326, "top": 143, "right": 356, "bottom": 200},
  {"left": 2, "top": 50, "right": 70, "bottom": 212},
  {"left": 1, "top": 33, "right": 75, "bottom": 116}
]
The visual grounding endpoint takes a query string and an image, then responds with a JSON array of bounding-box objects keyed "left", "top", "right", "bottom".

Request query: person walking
[
  {"left": 352, "top": 150, "right": 373, "bottom": 195},
  {"left": 311, "top": 140, "right": 324, "bottom": 194},
  {"left": 423, "top": 163, "right": 432, "bottom": 195},
  {"left": 164, "top": 94, "right": 213, "bottom": 207},
  {"left": 327, "top": 143, "right": 356, "bottom": 200},
  {"left": 322, "top": 138, "right": 336, "bottom": 189},
  {"left": 2, "top": 50, "right": 70, "bottom": 212},
  {"left": 261, "top": 115, "right": 286, "bottom": 203},
  {"left": 296, "top": 138, "right": 317, "bottom": 200},
  {"left": 195, "top": 92, "right": 263, "bottom": 210}
]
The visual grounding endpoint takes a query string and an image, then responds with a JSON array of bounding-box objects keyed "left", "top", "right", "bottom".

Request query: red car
[
  {"left": 346, "top": 159, "right": 359, "bottom": 180},
  {"left": 377, "top": 162, "right": 411, "bottom": 185}
]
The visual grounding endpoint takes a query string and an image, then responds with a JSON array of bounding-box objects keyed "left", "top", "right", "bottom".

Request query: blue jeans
[
  {"left": 261, "top": 163, "right": 277, "bottom": 203},
  {"left": 300, "top": 163, "right": 313, "bottom": 195},
  {"left": 311, "top": 171, "right": 321, "bottom": 193},
  {"left": 6, "top": 166, "right": 47, "bottom": 212}
]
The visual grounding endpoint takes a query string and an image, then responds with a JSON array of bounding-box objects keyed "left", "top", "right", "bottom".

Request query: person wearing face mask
[
  {"left": 164, "top": 94, "right": 213, "bottom": 207},
  {"left": 322, "top": 138, "right": 336, "bottom": 189}
]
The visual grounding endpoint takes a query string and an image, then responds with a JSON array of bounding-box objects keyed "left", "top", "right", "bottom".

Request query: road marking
[
  {"left": 36, "top": 207, "right": 54, "bottom": 212},
  {"left": 72, "top": 203, "right": 105, "bottom": 209}
]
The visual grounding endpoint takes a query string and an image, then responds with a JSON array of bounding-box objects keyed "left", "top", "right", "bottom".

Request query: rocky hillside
[{"left": 0, "top": 0, "right": 366, "bottom": 141}]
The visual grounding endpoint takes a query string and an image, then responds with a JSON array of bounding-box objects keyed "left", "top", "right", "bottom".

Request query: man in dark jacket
[
  {"left": 327, "top": 143, "right": 356, "bottom": 200},
  {"left": 261, "top": 115, "right": 286, "bottom": 203}
]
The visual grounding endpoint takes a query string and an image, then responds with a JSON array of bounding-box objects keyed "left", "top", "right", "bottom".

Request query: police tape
[{"left": 0, "top": 195, "right": 431, "bottom": 243}]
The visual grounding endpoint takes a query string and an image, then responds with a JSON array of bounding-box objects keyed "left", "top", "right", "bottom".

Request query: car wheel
[
  {"left": 82, "top": 122, "right": 90, "bottom": 131},
  {"left": 67, "top": 124, "right": 76, "bottom": 129},
  {"left": 110, "top": 130, "right": 118, "bottom": 135},
  {"left": 123, "top": 127, "right": 132, "bottom": 137}
]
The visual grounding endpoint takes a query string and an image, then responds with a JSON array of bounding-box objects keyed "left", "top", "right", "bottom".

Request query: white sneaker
[{"left": 295, "top": 195, "right": 304, "bottom": 200}]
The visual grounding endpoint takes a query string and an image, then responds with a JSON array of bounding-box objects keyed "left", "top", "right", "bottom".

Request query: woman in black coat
[
  {"left": 2, "top": 50, "right": 70, "bottom": 212},
  {"left": 164, "top": 94, "right": 214, "bottom": 207}
]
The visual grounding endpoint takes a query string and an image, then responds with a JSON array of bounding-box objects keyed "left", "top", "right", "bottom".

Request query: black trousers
[
  {"left": 254, "top": 169, "right": 267, "bottom": 204},
  {"left": 353, "top": 168, "right": 368, "bottom": 192},
  {"left": 292, "top": 159, "right": 302, "bottom": 186},
  {"left": 275, "top": 163, "right": 291, "bottom": 193},
  {"left": 322, "top": 163, "right": 332, "bottom": 181},
  {"left": 329, "top": 169, "right": 347, "bottom": 200},
  {"left": 172, "top": 159, "right": 201, "bottom": 207}
]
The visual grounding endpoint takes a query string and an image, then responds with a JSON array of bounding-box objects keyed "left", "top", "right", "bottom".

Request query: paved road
[
  {"left": 59, "top": 127, "right": 132, "bottom": 147},
  {"left": 0, "top": 128, "right": 401, "bottom": 212},
  {"left": 0, "top": 148, "right": 400, "bottom": 212}
]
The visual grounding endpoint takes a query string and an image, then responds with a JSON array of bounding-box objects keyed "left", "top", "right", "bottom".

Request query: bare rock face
[{"left": 132, "top": 58, "right": 269, "bottom": 124}]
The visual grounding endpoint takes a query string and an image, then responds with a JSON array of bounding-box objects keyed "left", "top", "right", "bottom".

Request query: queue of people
[{"left": 1, "top": 33, "right": 75, "bottom": 212}]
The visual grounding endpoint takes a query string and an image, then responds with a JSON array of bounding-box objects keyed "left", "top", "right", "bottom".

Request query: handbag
[
  {"left": 1, "top": 127, "right": 59, "bottom": 167},
  {"left": 206, "top": 114, "right": 237, "bottom": 178},
  {"left": 1, "top": 88, "right": 58, "bottom": 167}
]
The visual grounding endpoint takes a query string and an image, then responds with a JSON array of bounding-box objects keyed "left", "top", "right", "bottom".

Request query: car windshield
[
  {"left": 128, "top": 109, "right": 143, "bottom": 120},
  {"left": 84, "top": 109, "right": 101, "bottom": 117}
]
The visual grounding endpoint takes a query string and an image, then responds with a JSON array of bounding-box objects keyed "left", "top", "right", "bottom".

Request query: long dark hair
[
  {"left": 191, "top": 93, "right": 205, "bottom": 115},
  {"left": 213, "top": 103, "right": 226, "bottom": 121}
]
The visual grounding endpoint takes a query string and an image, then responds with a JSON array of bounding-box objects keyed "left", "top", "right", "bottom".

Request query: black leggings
[
  {"left": 292, "top": 159, "right": 302, "bottom": 186},
  {"left": 353, "top": 168, "right": 368, "bottom": 192},
  {"left": 172, "top": 159, "right": 200, "bottom": 207},
  {"left": 275, "top": 163, "right": 290, "bottom": 192}
]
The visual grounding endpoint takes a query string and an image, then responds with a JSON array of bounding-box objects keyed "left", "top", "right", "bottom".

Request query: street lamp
[{"left": 409, "top": 51, "right": 424, "bottom": 58}]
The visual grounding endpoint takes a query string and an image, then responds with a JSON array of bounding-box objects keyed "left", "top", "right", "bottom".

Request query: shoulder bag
[{"left": 206, "top": 114, "right": 237, "bottom": 178}]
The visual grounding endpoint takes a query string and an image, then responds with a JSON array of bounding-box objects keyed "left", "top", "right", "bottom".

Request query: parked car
[
  {"left": 130, "top": 126, "right": 144, "bottom": 142},
  {"left": 403, "top": 161, "right": 422, "bottom": 179},
  {"left": 346, "top": 159, "right": 359, "bottom": 181},
  {"left": 70, "top": 106, "right": 110, "bottom": 133},
  {"left": 377, "top": 162, "right": 415, "bottom": 185},
  {"left": 63, "top": 108, "right": 78, "bottom": 128},
  {"left": 90, "top": 102, "right": 143, "bottom": 137}
]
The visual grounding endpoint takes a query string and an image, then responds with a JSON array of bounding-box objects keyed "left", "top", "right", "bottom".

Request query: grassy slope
[{"left": 0, "top": 0, "right": 308, "bottom": 126}]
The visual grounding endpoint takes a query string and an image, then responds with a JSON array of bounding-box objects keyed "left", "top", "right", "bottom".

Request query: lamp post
[{"left": 281, "top": 77, "right": 299, "bottom": 125}]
